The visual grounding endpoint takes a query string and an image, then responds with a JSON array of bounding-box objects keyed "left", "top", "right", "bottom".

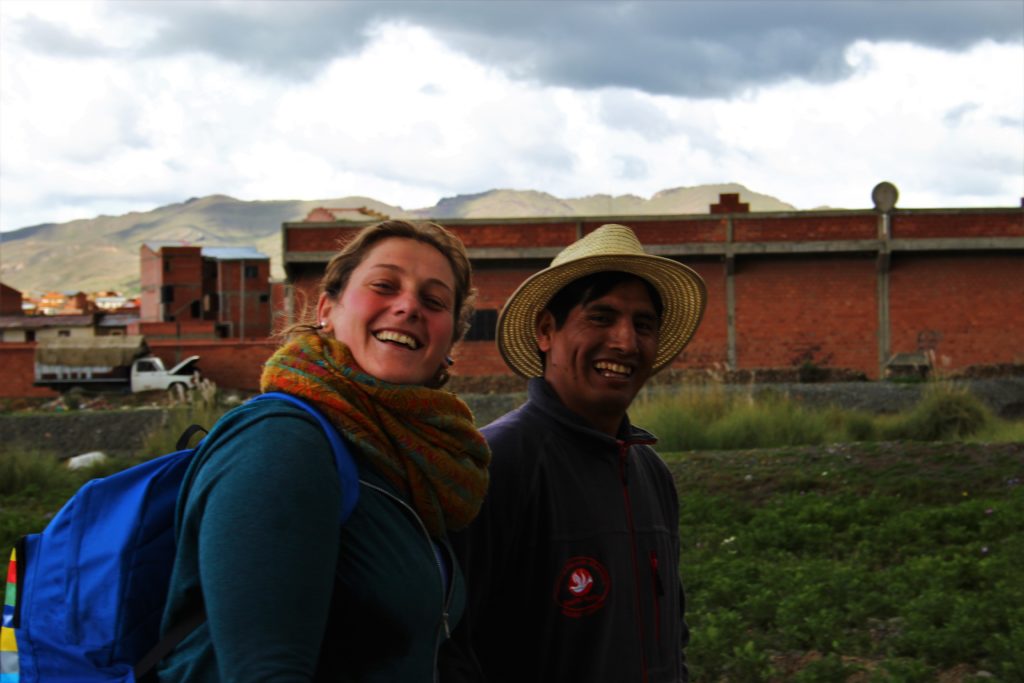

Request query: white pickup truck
[{"left": 34, "top": 336, "right": 200, "bottom": 393}]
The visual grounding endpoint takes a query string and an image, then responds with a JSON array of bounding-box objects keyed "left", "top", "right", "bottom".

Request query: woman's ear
[
  {"left": 316, "top": 292, "right": 333, "bottom": 332},
  {"left": 535, "top": 310, "right": 554, "bottom": 353}
]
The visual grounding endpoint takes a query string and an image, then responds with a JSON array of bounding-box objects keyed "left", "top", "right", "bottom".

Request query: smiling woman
[
  {"left": 155, "top": 220, "right": 491, "bottom": 682},
  {"left": 312, "top": 220, "right": 475, "bottom": 387}
]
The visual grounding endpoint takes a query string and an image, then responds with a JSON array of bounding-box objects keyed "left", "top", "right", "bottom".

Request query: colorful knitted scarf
[{"left": 260, "top": 332, "right": 490, "bottom": 537}]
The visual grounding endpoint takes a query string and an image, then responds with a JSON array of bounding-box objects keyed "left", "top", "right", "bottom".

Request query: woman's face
[{"left": 317, "top": 237, "right": 457, "bottom": 385}]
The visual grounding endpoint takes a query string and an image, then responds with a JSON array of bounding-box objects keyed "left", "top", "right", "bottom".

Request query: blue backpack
[{"left": 1, "top": 392, "right": 359, "bottom": 683}]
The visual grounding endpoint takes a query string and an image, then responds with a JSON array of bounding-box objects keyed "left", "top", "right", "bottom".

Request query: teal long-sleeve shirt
[{"left": 157, "top": 397, "right": 464, "bottom": 682}]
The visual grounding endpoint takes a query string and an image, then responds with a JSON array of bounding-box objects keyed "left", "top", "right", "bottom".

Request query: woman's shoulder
[
  {"left": 211, "top": 394, "right": 328, "bottom": 441},
  {"left": 188, "top": 395, "right": 338, "bottom": 485}
]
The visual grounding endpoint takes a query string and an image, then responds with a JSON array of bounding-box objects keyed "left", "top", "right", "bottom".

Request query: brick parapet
[{"left": 891, "top": 209, "right": 1023, "bottom": 239}]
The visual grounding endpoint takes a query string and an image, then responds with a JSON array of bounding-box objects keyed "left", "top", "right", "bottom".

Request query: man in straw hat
[{"left": 441, "top": 224, "right": 706, "bottom": 682}]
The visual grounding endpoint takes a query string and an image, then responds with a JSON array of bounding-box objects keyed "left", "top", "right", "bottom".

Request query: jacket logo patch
[{"left": 555, "top": 557, "right": 609, "bottom": 617}]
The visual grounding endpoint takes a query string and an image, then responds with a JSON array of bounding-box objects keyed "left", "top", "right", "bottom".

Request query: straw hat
[{"left": 497, "top": 224, "right": 707, "bottom": 378}]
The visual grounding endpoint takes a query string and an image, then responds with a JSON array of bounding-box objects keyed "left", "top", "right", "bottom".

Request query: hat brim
[{"left": 496, "top": 254, "right": 707, "bottom": 378}]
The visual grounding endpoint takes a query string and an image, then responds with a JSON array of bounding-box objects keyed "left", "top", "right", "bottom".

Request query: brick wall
[
  {"left": 889, "top": 254, "right": 1024, "bottom": 370},
  {"left": 622, "top": 219, "right": 727, "bottom": 244},
  {"left": 149, "top": 339, "right": 278, "bottom": 392},
  {"left": 215, "top": 260, "right": 272, "bottom": 338},
  {"left": 892, "top": 211, "right": 1023, "bottom": 239},
  {"left": 451, "top": 340, "right": 510, "bottom": 376},
  {"left": 0, "top": 344, "right": 59, "bottom": 398},
  {"left": 671, "top": 260, "right": 728, "bottom": 369},
  {"left": 472, "top": 267, "right": 538, "bottom": 309},
  {"left": 285, "top": 226, "right": 357, "bottom": 253},
  {"left": 734, "top": 213, "right": 877, "bottom": 242},
  {"left": 0, "top": 283, "right": 22, "bottom": 316},
  {"left": 734, "top": 256, "right": 878, "bottom": 375},
  {"left": 447, "top": 222, "right": 578, "bottom": 248}
]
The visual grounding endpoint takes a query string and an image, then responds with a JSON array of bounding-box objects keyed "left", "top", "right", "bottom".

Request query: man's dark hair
[{"left": 545, "top": 271, "right": 664, "bottom": 330}]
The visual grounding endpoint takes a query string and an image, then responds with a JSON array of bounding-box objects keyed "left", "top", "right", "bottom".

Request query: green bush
[
  {"left": 883, "top": 384, "right": 991, "bottom": 441},
  {"left": 632, "top": 381, "right": 1023, "bottom": 450},
  {"left": 0, "top": 449, "right": 72, "bottom": 496}
]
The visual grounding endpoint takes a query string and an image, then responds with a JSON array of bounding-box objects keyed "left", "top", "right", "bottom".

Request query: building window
[
  {"left": 259, "top": 294, "right": 269, "bottom": 303},
  {"left": 245, "top": 265, "right": 259, "bottom": 278},
  {"left": 26, "top": 330, "right": 36, "bottom": 342},
  {"left": 58, "top": 330, "right": 71, "bottom": 338},
  {"left": 464, "top": 309, "right": 498, "bottom": 342}
]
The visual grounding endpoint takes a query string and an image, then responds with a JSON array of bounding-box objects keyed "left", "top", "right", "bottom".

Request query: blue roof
[{"left": 201, "top": 246, "right": 269, "bottom": 261}]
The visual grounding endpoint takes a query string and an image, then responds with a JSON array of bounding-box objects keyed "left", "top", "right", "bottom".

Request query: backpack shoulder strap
[
  {"left": 134, "top": 391, "right": 361, "bottom": 680},
  {"left": 250, "top": 391, "right": 360, "bottom": 523}
]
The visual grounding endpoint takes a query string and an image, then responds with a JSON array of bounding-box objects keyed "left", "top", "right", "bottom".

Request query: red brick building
[
  {"left": 0, "top": 283, "right": 23, "bottom": 316},
  {"left": 1, "top": 190, "right": 1020, "bottom": 399},
  {"left": 282, "top": 190, "right": 1024, "bottom": 380},
  {"left": 139, "top": 244, "right": 272, "bottom": 339}
]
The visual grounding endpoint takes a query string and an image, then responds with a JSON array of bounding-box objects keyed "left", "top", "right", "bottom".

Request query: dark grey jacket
[{"left": 441, "top": 378, "right": 689, "bottom": 682}]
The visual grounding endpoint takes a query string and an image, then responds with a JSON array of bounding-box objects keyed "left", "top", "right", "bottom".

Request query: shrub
[
  {"left": 884, "top": 384, "right": 990, "bottom": 441},
  {"left": 0, "top": 450, "right": 72, "bottom": 496},
  {"left": 142, "top": 379, "right": 226, "bottom": 457},
  {"left": 842, "top": 411, "right": 878, "bottom": 442}
]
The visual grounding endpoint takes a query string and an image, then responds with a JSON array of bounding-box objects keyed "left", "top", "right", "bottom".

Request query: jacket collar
[{"left": 526, "top": 378, "right": 658, "bottom": 447}]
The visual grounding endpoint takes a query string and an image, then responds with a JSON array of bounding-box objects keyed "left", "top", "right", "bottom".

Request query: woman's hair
[{"left": 290, "top": 220, "right": 476, "bottom": 342}]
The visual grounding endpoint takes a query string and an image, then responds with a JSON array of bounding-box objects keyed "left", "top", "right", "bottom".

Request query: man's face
[{"left": 536, "top": 278, "right": 659, "bottom": 435}]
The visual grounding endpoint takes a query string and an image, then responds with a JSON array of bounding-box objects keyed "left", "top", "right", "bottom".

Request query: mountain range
[{"left": 0, "top": 183, "right": 795, "bottom": 296}]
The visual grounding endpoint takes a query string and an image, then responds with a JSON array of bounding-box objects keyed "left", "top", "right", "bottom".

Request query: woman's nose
[{"left": 391, "top": 290, "right": 421, "bottom": 319}]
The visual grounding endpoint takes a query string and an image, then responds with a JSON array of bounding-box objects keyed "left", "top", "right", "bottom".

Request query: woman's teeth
[{"left": 374, "top": 330, "right": 420, "bottom": 349}]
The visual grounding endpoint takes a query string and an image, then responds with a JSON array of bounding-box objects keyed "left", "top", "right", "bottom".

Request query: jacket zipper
[
  {"left": 618, "top": 442, "right": 650, "bottom": 683},
  {"left": 649, "top": 550, "right": 664, "bottom": 644},
  {"left": 361, "top": 482, "right": 453, "bottom": 682}
]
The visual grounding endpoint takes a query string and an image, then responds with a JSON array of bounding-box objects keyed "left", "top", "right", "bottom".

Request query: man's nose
[{"left": 608, "top": 319, "right": 638, "bottom": 353}]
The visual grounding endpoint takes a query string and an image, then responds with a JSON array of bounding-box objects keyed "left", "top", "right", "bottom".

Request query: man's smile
[{"left": 594, "top": 360, "right": 633, "bottom": 378}]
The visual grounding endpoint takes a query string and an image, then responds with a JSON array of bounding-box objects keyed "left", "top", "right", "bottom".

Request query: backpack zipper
[{"left": 360, "top": 482, "right": 453, "bottom": 680}]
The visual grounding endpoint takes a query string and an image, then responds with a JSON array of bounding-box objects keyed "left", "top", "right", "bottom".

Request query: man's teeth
[
  {"left": 374, "top": 330, "right": 420, "bottom": 349},
  {"left": 594, "top": 361, "right": 631, "bottom": 376}
]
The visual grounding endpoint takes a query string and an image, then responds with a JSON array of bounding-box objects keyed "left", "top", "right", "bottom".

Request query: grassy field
[
  {"left": 2, "top": 382, "right": 1021, "bottom": 681},
  {"left": 669, "top": 441, "right": 1023, "bottom": 682}
]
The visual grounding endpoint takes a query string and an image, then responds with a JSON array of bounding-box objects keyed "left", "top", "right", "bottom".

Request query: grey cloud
[
  {"left": 597, "top": 92, "right": 678, "bottom": 140},
  {"left": 10, "top": 14, "right": 115, "bottom": 58},
  {"left": 14, "top": 1, "right": 1023, "bottom": 97},
  {"left": 523, "top": 142, "right": 576, "bottom": 174}
]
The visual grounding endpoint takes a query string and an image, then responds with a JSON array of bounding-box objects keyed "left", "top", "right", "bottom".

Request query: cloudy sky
[{"left": 1, "top": 0, "right": 1021, "bottom": 232}]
